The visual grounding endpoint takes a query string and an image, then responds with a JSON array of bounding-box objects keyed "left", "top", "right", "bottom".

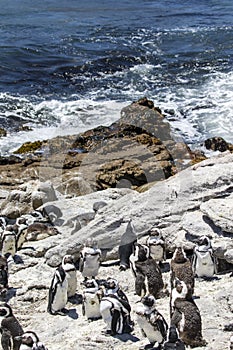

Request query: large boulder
[{"left": 45, "top": 151, "right": 233, "bottom": 266}]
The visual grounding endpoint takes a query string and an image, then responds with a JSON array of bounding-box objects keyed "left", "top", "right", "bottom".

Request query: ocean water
[{"left": 0, "top": 0, "right": 233, "bottom": 155}]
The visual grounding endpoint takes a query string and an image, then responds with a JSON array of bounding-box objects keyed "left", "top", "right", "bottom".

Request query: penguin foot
[
  {"left": 50, "top": 308, "right": 68, "bottom": 316},
  {"left": 119, "top": 264, "right": 129, "bottom": 271}
]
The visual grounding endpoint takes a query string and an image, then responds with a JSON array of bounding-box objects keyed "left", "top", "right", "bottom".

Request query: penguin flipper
[
  {"left": 170, "top": 309, "right": 182, "bottom": 327},
  {"left": 1, "top": 328, "right": 11, "bottom": 350},
  {"left": 111, "top": 309, "right": 120, "bottom": 335}
]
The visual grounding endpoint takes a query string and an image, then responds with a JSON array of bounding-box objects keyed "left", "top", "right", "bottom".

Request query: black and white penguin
[
  {"left": 170, "top": 247, "right": 195, "bottom": 300},
  {"left": 62, "top": 255, "right": 77, "bottom": 298},
  {"left": 230, "top": 335, "right": 233, "bottom": 350},
  {"left": 82, "top": 279, "right": 102, "bottom": 321},
  {"left": 0, "top": 227, "right": 17, "bottom": 257},
  {"left": 15, "top": 222, "right": 28, "bottom": 250},
  {"left": 163, "top": 325, "right": 186, "bottom": 350},
  {"left": 79, "top": 238, "right": 101, "bottom": 280},
  {"left": 136, "top": 294, "right": 168, "bottom": 349},
  {"left": 146, "top": 227, "right": 166, "bottom": 266},
  {"left": 0, "top": 302, "right": 24, "bottom": 350},
  {"left": 118, "top": 219, "right": 137, "bottom": 271},
  {"left": 47, "top": 265, "right": 68, "bottom": 316},
  {"left": 100, "top": 278, "right": 133, "bottom": 335},
  {"left": 192, "top": 235, "right": 217, "bottom": 278},
  {"left": 130, "top": 243, "right": 164, "bottom": 299},
  {"left": 170, "top": 279, "right": 207, "bottom": 348},
  {"left": 15, "top": 331, "right": 48, "bottom": 350}
]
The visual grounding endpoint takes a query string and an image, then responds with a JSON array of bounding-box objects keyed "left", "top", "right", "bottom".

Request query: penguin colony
[{"left": 0, "top": 208, "right": 231, "bottom": 350}]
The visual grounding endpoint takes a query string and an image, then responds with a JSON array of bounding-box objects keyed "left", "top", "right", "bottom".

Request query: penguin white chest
[
  {"left": 2, "top": 235, "right": 16, "bottom": 256},
  {"left": 83, "top": 292, "right": 101, "bottom": 319},
  {"left": 136, "top": 313, "right": 163, "bottom": 344},
  {"left": 194, "top": 251, "right": 215, "bottom": 277},
  {"left": 51, "top": 279, "right": 68, "bottom": 312},
  {"left": 150, "top": 245, "right": 164, "bottom": 262},
  {"left": 65, "top": 270, "right": 77, "bottom": 297}
]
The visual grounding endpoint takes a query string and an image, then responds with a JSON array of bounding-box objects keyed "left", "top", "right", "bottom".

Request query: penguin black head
[
  {"left": 134, "top": 244, "right": 150, "bottom": 262},
  {"left": 0, "top": 302, "right": 13, "bottom": 317},
  {"left": 62, "top": 255, "right": 74, "bottom": 265},
  {"left": 198, "top": 235, "right": 211, "bottom": 247},
  {"left": 15, "top": 331, "right": 39, "bottom": 346},
  {"left": 83, "top": 279, "right": 98, "bottom": 289},
  {"left": 173, "top": 247, "right": 187, "bottom": 263},
  {"left": 167, "top": 325, "right": 179, "bottom": 343},
  {"left": 174, "top": 278, "right": 188, "bottom": 298},
  {"left": 85, "top": 238, "right": 98, "bottom": 249},
  {"left": 141, "top": 294, "right": 156, "bottom": 308},
  {"left": 105, "top": 278, "right": 119, "bottom": 291},
  {"left": 149, "top": 227, "right": 161, "bottom": 238}
]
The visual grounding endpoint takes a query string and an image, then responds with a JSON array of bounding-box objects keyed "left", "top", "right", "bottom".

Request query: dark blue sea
[{"left": 0, "top": 0, "right": 233, "bottom": 155}]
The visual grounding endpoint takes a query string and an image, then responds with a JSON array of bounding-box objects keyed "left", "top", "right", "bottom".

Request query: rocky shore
[{"left": 0, "top": 98, "right": 233, "bottom": 349}]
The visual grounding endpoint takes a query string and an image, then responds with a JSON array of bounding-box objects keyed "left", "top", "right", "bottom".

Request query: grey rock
[{"left": 45, "top": 152, "right": 233, "bottom": 266}]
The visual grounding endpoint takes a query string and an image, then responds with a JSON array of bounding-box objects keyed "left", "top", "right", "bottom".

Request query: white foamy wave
[
  {"left": 0, "top": 98, "right": 128, "bottom": 155},
  {"left": 155, "top": 70, "right": 233, "bottom": 147}
]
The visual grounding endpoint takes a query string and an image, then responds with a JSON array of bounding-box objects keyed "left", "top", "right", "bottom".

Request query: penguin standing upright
[
  {"left": 47, "top": 265, "right": 68, "bottom": 316},
  {"left": 0, "top": 302, "right": 24, "bottom": 350},
  {"left": 100, "top": 278, "right": 133, "bottom": 336},
  {"left": 146, "top": 228, "right": 166, "bottom": 266},
  {"left": 163, "top": 325, "right": 186, "bottom": 350},
  {"left": 0, "top": 227, "right": 17, "bottom": 258},
  {"left": 82, "top": 279, "right": 102, "bottom": 321},
  {"left": 15, "top": 331, "right": 48, "bottom": 350},
  {"left": 192, "top": 235, "right": 217, "bottom": 278},
  {"left": 0, "top": 255, "right": 10, "bottom": 301},
  {"left": 79, "top": 238, "right": 101, "bottom": 280},
  {"left": 62, "top": 255, "right": 77, "bottom": 298},
  {"left": 136, "top": 294, "right": 168, "bottom": 349},
  {"left": 170, "top": 279, "right": 207, "bottom": 348},
  {"left": 130, "top": 243, "right": 164, "bottom": 299},
  {"left": 118, "top": 219, "right": 137, "bottom": 271},
  {"left": 170, "top": 247, "right": 195, "bottom": 300}
]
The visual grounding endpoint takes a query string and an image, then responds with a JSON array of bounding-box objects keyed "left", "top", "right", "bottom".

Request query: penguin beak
[{"left": 14, "top": 336, "right": 22, "bottom": 340}]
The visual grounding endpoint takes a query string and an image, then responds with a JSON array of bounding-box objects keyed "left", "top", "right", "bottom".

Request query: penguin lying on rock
[
  {"left": 15, "top": 331, "right": 48, "bottom": 350},
  {"left": 170, "top": 247, "right": 195, "bottom": 300},
  {"left": 47, "top": 265, "right": 68, "bottom": 316},
  {"left": 0, "top": 302, "right": 24, "bottom": 350},
  {"left": 100, "top": 278, "right": 133, "bottom": 336},
  {"left": 136, "top": 294, "right": 168, "bottom": 350},
  {"left": 192, "top": 235, "right": 217, "bottom": 278},
  {"left": 130, "top": 243, "right": 165, "bottom": 299},
  {"left": 170, "top": 279, "right": 207, "bottom": 348}
]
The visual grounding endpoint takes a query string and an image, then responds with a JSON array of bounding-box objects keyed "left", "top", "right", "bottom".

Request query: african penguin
[
  {"left": 230, "top": 335, "right": 233, "bottom": 350},
  {"left": 82, "top": 279, "right": 102, "bottom": 321},
  {"left": 170, "top": 247, "right": 195, "bottom": 300},
  {"left": 146, "top": 227, "right": 166, "bottom": 265},
  {"left": 79, "top": 238, "right": 101, "bottom": 280},
  {"left": 163, "top": 325, "right": 186, "bottom": 350},
  {"left": 136, "top": 294, "right": 168, "bottom": 349},
  {"left": 47, "top": 265, "right": 68, "bottom": 316},
  {"left": 118, "top": 219, "right": 137, "bottom": 271},
  {"left": 130, "top": 243, "right": 164, "bottom": 299},
  {"left": 192, "top": 235, "right": 217, "bottom": 278},
  {"left": 15, "top": 331, "right": 48, "bottom": 350},
  {"left": 0, "top": 228, "right": 17, "bottom": 257},
  {"left": 62, "top": 255, "right": 77, "bottom": 298},
  {"left": 170, "top": 279, "right": 207, "bottom": 348},
  {"left": 100, "top": 278, "right": 133, "bottom": 335},
  {"left": 0, "top": 302, "right": 24, "bottom": 350}
]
